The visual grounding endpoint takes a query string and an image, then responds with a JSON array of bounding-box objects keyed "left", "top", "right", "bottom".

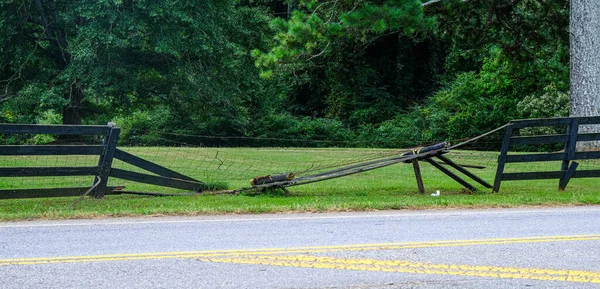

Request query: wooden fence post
[
  {"left": 559, "top": 118, "right": 580, "bottom": 190},
  {"left": 94, "top": 130, "right": 110, "bottom": 180},
  {"left": 559, "top": 162, "right": 579, "bottom": 191},
  {"left": 94, "top": 125, "right": 120, "bottom": 198},
  {"left": 412, "top": 160, "right": 425, "bottom": 193},
  {"left": 493, "top": 124, "right": 513, "bottom": 193},
  {"left": 562, "top": 118, "right": 580, "bottom": 171}
]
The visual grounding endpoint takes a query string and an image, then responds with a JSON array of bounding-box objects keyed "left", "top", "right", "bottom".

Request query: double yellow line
[
  {"left": 205, "top": 255, "right": 600, "bottom": 283},
  {"left": 2, "top": 234, "right": 600, "bottom": 283}
]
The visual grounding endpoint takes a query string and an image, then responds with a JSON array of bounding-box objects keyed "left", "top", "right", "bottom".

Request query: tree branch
[
  {"left": 48, "top": 0, "right": 69, "bottom": 64},
  {"left": 422, "top": 0, "right": 471, "bottom": 7},
  {"left": 422, "top": 0, "right": 444, "bottom": 7},
  {"left": 34, "top": 0, "right": 51, "bottom": 36},
  {"left": 307, "top": 42, "right": 331, "bottom": 61}
]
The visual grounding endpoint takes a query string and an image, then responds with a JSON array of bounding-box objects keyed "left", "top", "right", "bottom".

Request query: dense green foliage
[
  {"left": 0, "top": 0, "right": 273, "bottom": 136},
  {"left": 0, "top": 0, "right": 570, "bottom": 147}
]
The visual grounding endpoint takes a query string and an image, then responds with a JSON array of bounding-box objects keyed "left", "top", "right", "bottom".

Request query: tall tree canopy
[
  {"left": 0, "top": 0, "right": 271, "bottom": 136},
  {"left": 253, "top": 0, "right": 440, "bottom": 126},
  {"left": 420, "top": 0, "right": 570, "bottom": 139}
]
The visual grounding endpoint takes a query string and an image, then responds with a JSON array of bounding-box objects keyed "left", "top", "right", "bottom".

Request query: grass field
[{"left": 0, "top": 147, "right": 599, "bottom": 221}]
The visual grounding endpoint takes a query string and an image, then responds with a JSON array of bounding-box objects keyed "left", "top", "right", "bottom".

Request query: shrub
[
  {"left": 516, "top": 83, "right": 570, "bottom": 139},
  {"left": 356, "top": 109, "right": 426, "bottom": 148}
]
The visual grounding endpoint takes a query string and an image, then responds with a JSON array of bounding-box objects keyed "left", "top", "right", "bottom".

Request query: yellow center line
[
  {"left": 202, "top": 255, "right": 600, "bottom": 283},
  {"left": 1, "top": 234, "right": 599, "bottom": 267}
]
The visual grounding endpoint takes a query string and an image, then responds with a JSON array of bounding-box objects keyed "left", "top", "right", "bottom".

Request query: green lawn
[{"left": 0, "top": 147, "right": 599, "bottom": 221}]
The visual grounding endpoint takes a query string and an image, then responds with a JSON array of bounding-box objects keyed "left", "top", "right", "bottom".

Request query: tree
[
  {"left": 253, "top": 0, "right": 441, "bottom": 126},
  {"left": 413, "top": 0, "right": 571, "bottom": 140},
  {"left": 570, "top": 0, "right": 600, "bottom": 149},
  {"left": 0, "top": 0, "right": 271, "bottom": 132}
]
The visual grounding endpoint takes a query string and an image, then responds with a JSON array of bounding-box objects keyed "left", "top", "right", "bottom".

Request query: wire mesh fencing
[{"left": 2, "top": 118, "right": 598, "bottom": 196}]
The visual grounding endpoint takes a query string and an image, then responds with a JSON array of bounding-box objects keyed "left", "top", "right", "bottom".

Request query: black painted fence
[
  {"left": 0, "top": 124, "right": 204, "bottom": 199},
  {"left": 493, "top": 116, "right": 600, "bottom": 192}
]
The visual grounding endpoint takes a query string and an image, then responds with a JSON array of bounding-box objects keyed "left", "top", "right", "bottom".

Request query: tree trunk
[
  {"left": 62, "top": 83, "right": 83, "bottom": 125},
  {"left": 35, "top": 0, "right": 81, "bottom": 126},
  {"left": 570, "top": 0, "right": 600, "bottom": 150}
]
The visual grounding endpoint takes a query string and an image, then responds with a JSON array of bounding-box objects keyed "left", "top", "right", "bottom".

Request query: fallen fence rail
[{"left": 240, "top": 141, "right": 492, "bottom": 194}]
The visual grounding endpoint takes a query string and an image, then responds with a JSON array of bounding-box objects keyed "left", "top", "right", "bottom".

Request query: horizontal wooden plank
[
  {"left": 578, "top": 116, "right": 600, "bottom": 125},
  {"left": 0, "top": 186, "right": 121, "bottom": 199},
  {"left": 577, "top": 133, "right": 600, "bottom": 142},
  {"left": 511, "top": 118, "right": 572, "bottom": 129},
  {"left": 0, "top": 124, "right": 110, "bottom": 135},
  {"left": 502, "top": 171, "right": 563, "bottom": 180},
  {"left": 565, "top": 169, "right": 600, "bottom": 178},
  {"left": 511, "top": 116, "right": 600, "bottom": 129},
  {"left": 0, "top": 145, "right": 104, "bottom": 156},
  {"left": 574, "top": 151, "right": 600, "bottom": 160},
  {"left": 0, "top": 167, "right": 99, "bottom": 177},
  {"left": 502, "top": 170, "right": 600, "bottom": 181},
  {"left": 510, "top": 134, "right": 569, "bottom": 146},
  {"left": 110, "top": 168, "right": 204, "bottom": 191},
  {"left": 505, "top": 151, "right": 600, "bottom": 163},
  {"left": 505, "top": 153, "right": 565, "bottom": 163},
  {"left": 114, "top": 149, "right": 198, "bottom": 182}
]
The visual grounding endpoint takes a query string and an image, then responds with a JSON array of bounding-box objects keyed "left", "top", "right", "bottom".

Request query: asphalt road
[{"left": 2, "top": 206, "right": 600, "bottom": 288}]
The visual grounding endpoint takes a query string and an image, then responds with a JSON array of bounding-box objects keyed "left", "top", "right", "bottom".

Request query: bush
[
  {"left": 517, "top": 84, "right": 569, "bottom": 120},
  {"left": 417, "top": 47, "right": 559, "bottom": 142},
  {"left": 113, "top": 107, "right": 174, "bottom": 146},
  {"left": 516, "top": 84, "right": 570, "bottom": 138},
  {"left": 250, "top": 113, "right": 355, "bottom": 147},
  {"left": 356, "top": 109, "right": 426, "bottom": 148}
]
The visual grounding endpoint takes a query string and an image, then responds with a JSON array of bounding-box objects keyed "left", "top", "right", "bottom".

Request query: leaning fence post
[
  {"left": 558, "top": 118, "right": 580, "bottom": 190},
  {"left": 493, "top": 124, "right": 513, "bottom": 193},
  {"left": 94, "top": 123, "right": 120, "bottom": 198},
  {"left": 562, "top": 118, "right": 580, "bottom": 170}
]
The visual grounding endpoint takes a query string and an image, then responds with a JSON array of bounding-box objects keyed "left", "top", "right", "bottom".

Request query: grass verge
[{"left": 1, "top": 147, "right": 599, "bottom": 221}]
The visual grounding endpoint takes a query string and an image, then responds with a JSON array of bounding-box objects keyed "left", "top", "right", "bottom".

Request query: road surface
[{"left": 1, "top": 206, "right": 600, "bottom": 288}]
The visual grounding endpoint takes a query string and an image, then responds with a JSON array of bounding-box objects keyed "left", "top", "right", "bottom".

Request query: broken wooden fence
[
  {"left": 0, "top": 124, "right": 204, "bottom": 199},
  {"left": 242, "top": 142, "right": 492, "bottom": 194},
  {"left": 407, "top": 142, "right": 492, "bottom": 193}
]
